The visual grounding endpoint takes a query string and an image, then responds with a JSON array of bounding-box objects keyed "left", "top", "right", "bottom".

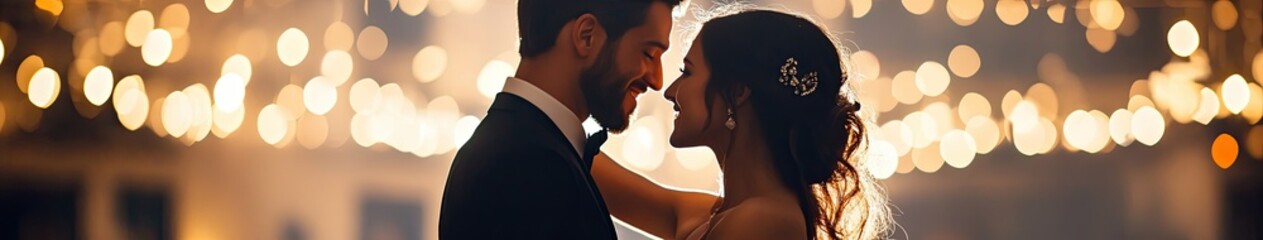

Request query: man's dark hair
[{"left": 517, "top": 0, "right": 682, "bottom": 58}]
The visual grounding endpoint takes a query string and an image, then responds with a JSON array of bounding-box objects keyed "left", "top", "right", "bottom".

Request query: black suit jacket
[{"left": 439, "top": 93, "right": 616, "bottom": 239}]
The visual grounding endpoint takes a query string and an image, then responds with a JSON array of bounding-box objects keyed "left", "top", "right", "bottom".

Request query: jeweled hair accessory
[{"left": 778, "top": 57, "right": 818, "bottom": 96}]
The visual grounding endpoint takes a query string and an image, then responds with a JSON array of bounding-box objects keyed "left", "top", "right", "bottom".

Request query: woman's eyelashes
[{"left": 679, "top": 67, "right": 691, "bottom": 76}]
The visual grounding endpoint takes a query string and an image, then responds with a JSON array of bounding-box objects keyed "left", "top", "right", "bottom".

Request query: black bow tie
[{"left": 582, "top": 130, "right": 609, "bottom": 171}]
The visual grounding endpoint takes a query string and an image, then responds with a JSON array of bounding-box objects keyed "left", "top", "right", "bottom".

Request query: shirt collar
[{"left": 501, "top": 77, "right": 588, "bottom": 156}]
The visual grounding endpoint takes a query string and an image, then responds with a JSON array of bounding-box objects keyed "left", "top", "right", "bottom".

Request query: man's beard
[{"left": 580, "top": 41, "right": 632, "bottom": 133}]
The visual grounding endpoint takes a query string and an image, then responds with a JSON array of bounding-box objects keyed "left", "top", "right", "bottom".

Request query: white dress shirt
[{"left": 501, "top": 77, "right": 588, "bottom": 156}]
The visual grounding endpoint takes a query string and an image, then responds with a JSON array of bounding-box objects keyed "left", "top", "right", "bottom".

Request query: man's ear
[{"left": 571, "top": 13, "right": 605, "bottom": 58}]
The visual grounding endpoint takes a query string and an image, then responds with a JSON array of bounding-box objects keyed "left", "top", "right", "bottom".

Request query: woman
[{"left": 592, "top": 7, "right": 892, "bottom": 240}]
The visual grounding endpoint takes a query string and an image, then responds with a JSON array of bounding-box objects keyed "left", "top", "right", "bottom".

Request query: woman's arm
[{"left": 591, "top": 151, "right": 718, "bottom": 238}]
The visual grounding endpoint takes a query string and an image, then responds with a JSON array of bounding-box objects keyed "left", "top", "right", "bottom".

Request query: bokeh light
[
  {"left": 213, "top": 73, "right": 246, "bottom": 113},
  {"left": 476, "top": 60, "right": 515, "bottom": 99},
  {"left": 892, "top": 70, "right": 922, "bottom": 104},
  {"left": 297, "top": 115, "right": 329, "bottom": 149},
  {"left": 205, "top": 0, "right": 233, "bottom": 13},
  {"left": 1167, "top": 20, "right": 1199, "bottom": 57},
  {"left": 113, "top": 75, "right": 149, "bottom": 131},
  {"left": 1131, "top": 106, "right": 1165, "bottom": 146},
  {"left": 124, "top": 10, "right": 154, "bottom": 47},
  {"left": 946, "top": 0, "right": 984, "bottom": 26},
  {"left": 915, "top": 61, "right": 950, "bottom": 97},
  {"left": 221, "top": 54, "right": 253, "bottom": 84},
  {"left": 141, "top": 29, "right": 173, "bottom": 66},
  {"left": 1211, "top": 133, "right": 1238, "bottom": 169},
  {"left": 83, "top": 66, "right": 113, "bottom": 106},
  {"left": 413, "top": 46, "right": 448, "bottom": 83},
  {"left": 849, "top": 50, "right": 880, "bottom": 81},
  {"left": 867, "top": 140, "right": 899, "bottom": 179},
  {"left": 1221, "top": 74, "right": 1250, "bottom": 114},
  {"left": 903, "top": 0, "right": 933, "bottom": 15},
  {"left": 964, "top": 116, "right": 999, "bottom": 154},
  {"left": 277, "top": 28, "right": 310, "bottom": 67},
  {"left": 940, "top": 130, "right": 976, "bottom": 168},
  {"left": 852, "top": 0, "right": 872, "bottom": 18},
  {"left": 1089, "top": 0, "right": 1124, "bottom": 31},
  {"left": 1211, "top": 0, "right": 1238, "bottom": 31},
  {"left": 258, "top": 104, "right": 290, "bottom": 145},
  {"left": 303, "top": 76, "right": 338, "bottom": 115},
  {"left": 1247, "top": 125, "right": 1263, "bottom": 160},
  {"left": 947, "top": 45, "right": 980, "bottom": 78},
  {"left": 321, "top": 50, "right": 354, "bottom": 86},
  {"left": 675, "top": 146, "right": 716, "bottom": 171},
  {"left": 812, "top": 0, "right": 845, "bottom": 19},
  {"left": 182, "top": 84, "right": 215, "bottom": 142},
  {"left": 1192, "top": 87, "right": 1219, "bottom": 125},
  {"left": 28, "top": 67, "right": 61, "bottom": 109},
  {"left": 162, "top": 91, "right": 193, "bottom": 138},
  {"left": 1108, "top": 109, "right": 1134, "bottom": 146},
  {"left": 357, "top": 26, "right": 388, "bottom": 61},
  {"left": 1047, "top": 3, "right": 1066, "bottom": 24},
  {"left": 995, "top": 0, "right": 1028, "bottom": 26},
  {"left": 324, "top": 22, "right": 355, "bottom": 52}
]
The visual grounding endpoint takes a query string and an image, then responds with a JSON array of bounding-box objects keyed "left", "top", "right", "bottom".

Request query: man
[{"left": 439, "top": 0, "right": 681, "bottom": 238}]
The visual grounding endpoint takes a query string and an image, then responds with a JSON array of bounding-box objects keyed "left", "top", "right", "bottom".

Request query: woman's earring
[{"left": 725, "top": 108, "right": 736, "bottom": 130}]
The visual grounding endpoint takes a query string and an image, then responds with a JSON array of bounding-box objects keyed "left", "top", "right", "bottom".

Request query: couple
[{"left": 440, "top": 1, "right": 890, "bottom": 239}]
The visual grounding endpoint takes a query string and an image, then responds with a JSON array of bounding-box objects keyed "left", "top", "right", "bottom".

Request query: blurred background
[{"left": 0, "top": 0, "right": 1261, "bottom": 239}]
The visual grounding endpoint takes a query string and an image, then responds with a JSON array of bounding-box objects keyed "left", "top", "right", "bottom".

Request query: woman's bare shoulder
[{"left": 708, "top": 197, "right": 808, "bottom": 239}]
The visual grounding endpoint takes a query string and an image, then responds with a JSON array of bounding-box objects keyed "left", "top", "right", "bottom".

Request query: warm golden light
[
  {"left": 277, "top": 28, "right": 310, "bottom": 67},
  {"left": 1009, "top": 101, "right": 1038, "bottom": 134},
  {"left": 162, "top": 91, "right": 194, "bottom": 138},
  {"left": 276, "top": 84, "right": 305, "bottom": 119},
  {"left": 904, "top": 111, "right": 938, "bottom": 149},
  {"left": 965, "top": 116, "right": 999, "bottom": 154},
  {"left": 1063, "top": 110, "right": 1097, "bottom": 152},
  {"left": 258, "top": 104, "right": 290, "bottom": 145},
  {"left": 1085, "top": 27, "right": 1116, "bottom": 53},
  {"left": 1167, "top": 20, "right": 1199, "bottom": 57},
  {"left": 1221, "top": 74, "right": 1250, "bottom": 114},
  {"left": 675, "top": 146, "right": 716, "bottom": 171},
  {"left": 413, "top": 46, "right": 448, "bottom": 83},
  {"left": 182, "top": 84, "right": 214, "bottom": 142},
  {"left": 1047, "top": 3, "right": 1065, "bottom": 24},
  {"left": 948, "top": 45, "right": 980, "bottom": 78},
  {"left": 915, "top": 61, "right": 950, "bottom": 97},
  {"left": 1026, "top": 83, "right": 1058, "bottom": 119},
  {"left": 141, "top": 29, "right": 174, "bottom": 67},
  {"left": 113, "top": 75, "right": 149, "bottom": 131},
  {"left": 1212, "top": 0, "right": 1238, "bottom": 31},
  {"left": 125, "top": 10, "right": 154, "bottom": 47},
  {"left": 350, "top": 78, "right": 382, "bottom": 113},
  {"left": 913, "top": 143, "right": 944, "bottom": 173},
  {"left": 1131, "top": 106, "right": 1164, "bottom": 146},
  {"left": 297, "top": 115, "right": 329, "bottom": 149},
  {"left": 17, "top": 55, "right": 45, "bottom": 94},
  {"left": 849, "top": 50, "right": 880, "bottom": 81},
  {"left": 400, "top": 0, "right": 430, "bottom": 16},
  {"left": 324, "top": 22, "right": 355, "bottom": 52},
  {"left": 221, "top": 54, "right": 253, "bottom": 84},
  {"left": 0, "top": 34, "right": 6, "bottom": 63},
  {"left": 940, "top": 130, "right": 976, "bottom": 168},
  {"left": 211, "top": 102, "right": 244, "bottom": 138},
  {"left": 995, "top": 0, "right": 1029, "bottom": 26},
  {"left": 880, "top": 120, "right": 913, "bottom": 157},
  {"left": 903, "top": 0, "right": 934, "bottom": 15},
  {"left": 1089, "top": 0, "right": 1124, "bottom": 31},
  {"left": 159, "top": 4, "right": 191, "bottom": 38},
  {"left": 1247, "top": 126, "right": 1263, "bottom": 160},
  {"left": 1255, "top": 52, "right": 1263, "bottom": 85},
  {"left": 957, "top": 92, "right": 990, "bottom": 123},
  {"left": 303, "top": 77, "right": 338, "bottom": 115},
  {"left": 99, "top": 21, "right": 125, "bottom": 56},
  {"left": 205, "top": 0, "right": 233, "bottom": 13},
  {"left": 1108, "top": 109, "right": 1133, "bottom": 146},
  {"left": 867, "top": 140, "right": 899, "bottom": 179},
  {"left": 1192, "top": 87, "right": 1219, "bottom": 125},
  {"left": 891, "top": 70, "right": 922, "bottom": 105},
  {"left": 1244, "top": 83, "right": 1263, "bottom": 124},
  {"left": 1211, "top": 133, "right": 1238, "bottom": 169},
  {"left": 28, "top": 67, "right": 61, "bottom": 109},
  {"left": 454, "top": 115, "right": 482, "bottom": 148},
  {"left": 321, "top": 50, "right": 354, "bottom": 86},
  {"left": 357, "top": 26, "right": 389, "bottom": 61},
  {"left": 858, "top": 76, "right": 897, "bottom": 113},
  {"left": 213, "top": 73, "right": 246, "bottom": 113},
  {"left": 812, "top": 0, "right": 845, "bottom": 19},
  {"left": 852, "top": 0, "right": 872, "bottom": 18},
  {"left": 477, "top": 60, "right": 515, "bottom": 99},
  {"left": 83, "top": 66, "right": 114, "bottom": 106},
  {"left": 946, "top": 0, "right": 983, "bottom": 26}
]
